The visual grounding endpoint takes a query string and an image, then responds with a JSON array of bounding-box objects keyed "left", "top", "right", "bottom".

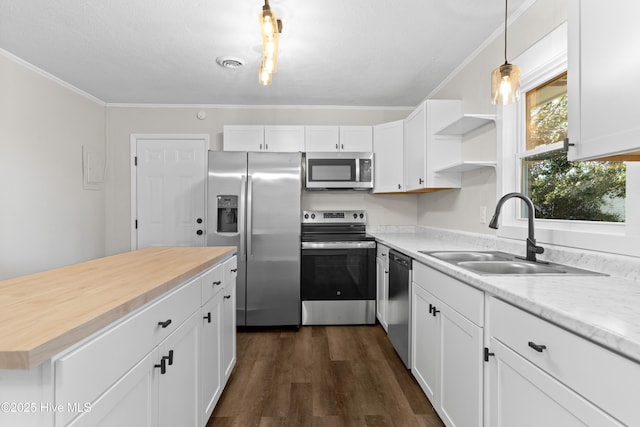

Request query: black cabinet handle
[
  {"left": 196, "top": 218, "right": 203, "bottom": 224},
  {"left": 154, "top": 357, "right": 166, "bottom": 374},
  {"left": 196, "top": 229, "right": 203, "bottom": 235},
  {"left": 204, "top": 312, "right": 211, "bottom": 323},
  {"left": 230, "top": 268, "right": 238, "bottom": 273},
  {"left": 428, "top": 303, "right": 434, "bottom": 314},
  {"left": 484, "top": 347, "right": 495, "bottom": 362},
  {"left": 161, "top": 349, "right": 174, "bottom": 367},
  {"left": 158, "top": 319, "right": 172, "bottom": 328},
  {"left": 213, "top": 280, "right": 222, "bottom": 286},
  {"left": 432, "top": 308, "right": 440, "bottom": 317},
  {"left": 224, "top": 295, "right": 231, "bottom": 299},
  {"left": 528, "top": 341, "right": 547, "bottom": 352}
]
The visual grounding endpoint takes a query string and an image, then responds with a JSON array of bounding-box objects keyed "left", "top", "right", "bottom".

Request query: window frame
[{"left": 497, "top": 22, "right": 640, "bottom": 257}]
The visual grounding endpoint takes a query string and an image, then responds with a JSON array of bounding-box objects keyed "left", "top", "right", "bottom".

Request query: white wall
[
  {"left": 0, "top": 52, "right": 106, "bottom": 279},
  {"left": 104, "top": 106, "right": 413, "bottom": 255},
  {"left": 418, "top": 0, "right": 567, "bottom": 234}
]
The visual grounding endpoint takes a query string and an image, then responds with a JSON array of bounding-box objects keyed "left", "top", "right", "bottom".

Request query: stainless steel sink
[
  {"left": 457, "top": 260, "right": 565, "bottom": 275},
  {"left": 419, "top": 250, "right": 605, "bottom": 276},
  {"left": 421, "top": 251, "right": 512, "bottom": 262}
]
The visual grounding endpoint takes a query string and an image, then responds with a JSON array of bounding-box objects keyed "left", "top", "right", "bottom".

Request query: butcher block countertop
[{"left": 0, "top": 246, "right": 236, "bottom": 370}]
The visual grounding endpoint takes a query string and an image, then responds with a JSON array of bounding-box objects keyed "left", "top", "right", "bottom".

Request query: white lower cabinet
[
  {"left": 486, "top": 297, "right": 639, "bottom": 426},
  {"left": 158, "top": 312, "right": 200, "bottom": 427},
  {"left": 375, "top": 244, "right": 389, "bottom": 331},
  {"left": 411, "top": 262, "right": 483, "bottom": 427},
  {"left": 200, "top": 292, "right": 222, "bottom": 424},
  {"left": 221, "top": 279, "right": 237, "bottom": 381}
]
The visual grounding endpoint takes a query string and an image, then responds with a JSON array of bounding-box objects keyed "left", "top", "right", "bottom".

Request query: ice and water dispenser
[{"left": 216, "top": 195, "right": 238, "bottom": 233}]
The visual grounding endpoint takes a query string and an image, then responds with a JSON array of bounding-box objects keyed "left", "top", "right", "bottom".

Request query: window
[
  {"left": 498, "top": 22, "right": 639, "bottom": 257},
  {"left": 520, "top": 72, "right": 626, "bottom": 223}
]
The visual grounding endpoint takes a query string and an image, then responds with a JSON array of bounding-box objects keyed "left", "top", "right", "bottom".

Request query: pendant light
[
  {"left": 491, "top": 0, "right": 521, "bottom": 105},
  {"left": 258, "top": 0, "right": 282, "bottom": 86}
]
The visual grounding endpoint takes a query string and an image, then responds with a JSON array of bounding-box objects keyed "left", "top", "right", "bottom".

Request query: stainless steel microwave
[{"left": 305, "top": 152, "right": 374, "bottom": 190}]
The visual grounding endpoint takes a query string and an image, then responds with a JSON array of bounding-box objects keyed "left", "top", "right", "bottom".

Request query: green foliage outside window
[{"left": 523, "top": 92, "right": 626, "bottom": 222}]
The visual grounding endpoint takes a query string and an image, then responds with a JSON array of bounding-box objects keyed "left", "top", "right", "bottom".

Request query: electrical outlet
[{"left": 479, "top": 206, "right": 487, "bottom": 224}]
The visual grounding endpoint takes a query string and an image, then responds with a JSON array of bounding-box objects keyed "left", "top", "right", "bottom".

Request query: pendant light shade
[
  {"left": 491, "top": 0, "right": 520, "bottom": 105},
  {"left": 491, "top": 62, "right": 521, "bottom": 104}
]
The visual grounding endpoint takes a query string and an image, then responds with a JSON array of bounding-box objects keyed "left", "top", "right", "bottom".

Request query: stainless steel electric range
[{"left": 300, "top": 210, "right": 377, "bottom": 325}]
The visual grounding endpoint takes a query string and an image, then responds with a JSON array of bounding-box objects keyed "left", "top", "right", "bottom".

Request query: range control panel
[{"left": 302, "top": 210, "right": 367, "bottom": 224}]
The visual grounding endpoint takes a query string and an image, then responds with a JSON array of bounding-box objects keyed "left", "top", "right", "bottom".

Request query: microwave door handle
[
  {"left": 247, "top": 175, "right": 253, "bottom": 257},
  {"left": 355, "top": 158, "right": 360, "bottom": 182},
  {"left": 239, "top": 175, "right": 247, "bottom": 260}
]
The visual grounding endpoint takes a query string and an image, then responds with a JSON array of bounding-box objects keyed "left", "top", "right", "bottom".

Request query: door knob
[{"left": 196, "top": 229, "right": 203, "bottom": 235}]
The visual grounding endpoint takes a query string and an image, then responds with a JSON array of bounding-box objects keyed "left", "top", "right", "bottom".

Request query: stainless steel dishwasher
[{"left": 388, "top": 249, "right": 412, "bottom": 368}]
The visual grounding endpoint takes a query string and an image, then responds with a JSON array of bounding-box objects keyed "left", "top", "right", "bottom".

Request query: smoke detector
[{"left": 216, "top": 56, "right": 245, "bottom": 69}]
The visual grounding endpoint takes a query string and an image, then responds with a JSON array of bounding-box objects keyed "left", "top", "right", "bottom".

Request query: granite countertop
[{"left": 370, "top": 228, "right": 640, "bottom": 364}]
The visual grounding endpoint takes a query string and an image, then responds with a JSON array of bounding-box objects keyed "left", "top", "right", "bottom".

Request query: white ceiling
[{"left": 0, "top": 0, "right": 528, "bottom": 107}]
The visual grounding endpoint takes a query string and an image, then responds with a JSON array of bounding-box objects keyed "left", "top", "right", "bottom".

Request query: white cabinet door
[
  {"left": 264, "top": 126, "right": 305, "bottom": 152},
  {"left": 305, "top": 126, "right": 340, "bottom": 151},
  {"left": 66, "top": 351, "right": 159, "bottom": 427},
  {"left": 373, "top": 120, "right": 404, "bottom": 193},
  {"left": 223, "top": 126, "right": 265, "bottom": 151},
  {"left": 200, "top": 293, "right": 222, "bottom": 425},
  {"left": 404, "top": 103, "right": 427, "bottom": 191},
  {"left": 221, "top": 280, "right": 237, "bottom": 381},
  {"left": 411, "top": 284, "right": 440, "bottom": 404},
  {"left": 221, "top": 257, "right": 238, "bottom": 381},
  {"left": 438, "top": 297, "right": 483, "bottom": 427},
  {"left": 158, "top": 311, "right": 200, "bottom": 427},
  {"left": 339, "top": 126, "right": 373, "bottom": 152},
  {"left": 567, "top": 0, "right": 640, "bottom": 161},
  {"left": 375, "top": 245, "right": 389, "bottom": 331},
  {"left": 487, "top": 338, "right": 624, "bottom": 427},
  {"left": 404, "top": 100, "right": 462, "bottom": 191}
]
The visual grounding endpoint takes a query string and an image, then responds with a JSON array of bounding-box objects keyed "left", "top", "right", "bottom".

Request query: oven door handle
[{"left": 301, "top": 241, "right": 377, "bottom": 250}]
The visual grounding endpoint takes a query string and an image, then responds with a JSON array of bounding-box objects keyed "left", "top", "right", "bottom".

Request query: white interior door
[{"left": 133, "top": 136, "right": 207, "bottom": 249}]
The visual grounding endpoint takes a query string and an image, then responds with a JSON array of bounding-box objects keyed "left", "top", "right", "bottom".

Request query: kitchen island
[{"left": 0, "top": 246, "right": 237, "bottom": 427}]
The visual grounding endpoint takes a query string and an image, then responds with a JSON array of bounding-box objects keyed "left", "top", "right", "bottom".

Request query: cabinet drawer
[
  {"left": 54, "top": 277, "right": 200, "bottom": 425},
  {"left": 413, "top": 262, "right": 483, "bottom": 326},
  {"left": 201, "top": 264, "right": 224, "bottom": 304},
  {"left": 490, "top": 297, "right": 640, "bottom": 426}
]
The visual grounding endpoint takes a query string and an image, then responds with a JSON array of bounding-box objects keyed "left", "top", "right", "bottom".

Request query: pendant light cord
[{"left": 503, "top": 0, "right": 508, "bottom": 64}]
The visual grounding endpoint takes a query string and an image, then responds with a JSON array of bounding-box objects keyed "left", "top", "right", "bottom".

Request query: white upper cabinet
[
  {"left": 567, "top": 0, "right": 640, "bottom": 161},
  {"left": 223, "top": 126, "right": 304, "bottom": 152},
  {"left": 373, "top": 120, "right": 404, "bottom": 193},
  {"left": 404, "top": 100, "right": 462, "bottom": 192},
  {"left": 339, "top": 126, "right": 373, "bottom": 152},
  {"left": 305, "top": 126, "right": 373, "bottom": 152},
  {"left": 264, "top": 126, "right": 305, "bottom": 152},
  {"left": 304, "top": 126, "right": 340, "bottom": 151}
]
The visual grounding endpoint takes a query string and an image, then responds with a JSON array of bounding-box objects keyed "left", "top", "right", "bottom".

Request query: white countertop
[{"left": 370, "top": 228, "right": 640, "bottom": 364}]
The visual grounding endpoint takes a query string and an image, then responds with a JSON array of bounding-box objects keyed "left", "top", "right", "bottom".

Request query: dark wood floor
[{"left": 207, "top": 324, "right": 445, "bottom": 427}]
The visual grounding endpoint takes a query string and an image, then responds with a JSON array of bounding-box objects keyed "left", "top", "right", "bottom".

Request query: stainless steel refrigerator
[{"left": 207, "top": 151, "right": 302, "bottom": 327}]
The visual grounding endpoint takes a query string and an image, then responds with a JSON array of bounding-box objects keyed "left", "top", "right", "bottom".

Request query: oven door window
[
  {"left": 301, "top": 247, "right": 375, "bottom": 300},
  {"left": 307, "top": 159, "right": 355, "bottom": 182}
]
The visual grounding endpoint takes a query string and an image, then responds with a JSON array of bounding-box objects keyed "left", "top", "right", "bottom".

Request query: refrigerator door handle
[
  {"left": 247, "top": 175, "right": 253, "bottom": 257},
  {"left": 239, "top": 175, "right": 247, "bottom": 260}
]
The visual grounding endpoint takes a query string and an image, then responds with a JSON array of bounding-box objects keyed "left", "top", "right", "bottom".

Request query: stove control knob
[
  {"left": 359, "top": 213, "right": 364, "bottom": 219},
  {"left": 353, "top": 213, "right": 358, "bottom": 219},
  {"left": 304, "top": 213, "right": 309, "bottom": 219},
  {"left": 311, "top": 213, "right": 316, "bottom": 219}
]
